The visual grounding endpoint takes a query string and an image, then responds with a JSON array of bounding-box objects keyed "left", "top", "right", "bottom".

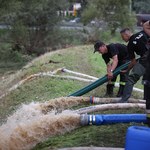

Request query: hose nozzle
[{"left": 80, "top": 114, "right": 88, "bottom": 126}]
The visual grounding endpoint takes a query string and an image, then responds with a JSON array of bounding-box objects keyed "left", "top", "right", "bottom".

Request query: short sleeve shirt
[
  {"left": 102, "top": 43, "right": 128, "bottom": 64},
  {"left": 127, "top": 31, "right": 149, "bottom": 60}
]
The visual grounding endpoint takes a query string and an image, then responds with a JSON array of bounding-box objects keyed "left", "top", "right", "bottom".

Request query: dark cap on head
[
  {"left": 120, "top": 28, "right": 131, "bottom": 33},
  {"left": 94, "top": 41, "right": 104, "bottom": 53}
]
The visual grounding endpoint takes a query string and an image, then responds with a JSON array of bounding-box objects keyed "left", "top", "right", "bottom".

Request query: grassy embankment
[{"left": 0, "top": 45, "right": 145, "bottom": 149}]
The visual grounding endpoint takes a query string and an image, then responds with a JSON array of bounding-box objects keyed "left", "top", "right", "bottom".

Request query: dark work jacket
[
  {"left": 102, "top": 43, "right": 129, "bottom": 66},
  {"left": 127, "top": 30, "right": 149, "bottom": 67}
]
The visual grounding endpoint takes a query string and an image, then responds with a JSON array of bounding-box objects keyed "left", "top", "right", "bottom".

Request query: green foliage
[
  {"left": 81, "top": 2, "right": 97, "bottom": 24},
  {"left": 0, "top": 0, "right": 69, "bottom": 55},
  {"left": 132, "top": 0, "right": 150, "bottom": 14},
  {"left": 0, "top": 42, "right": 32, "bottom": 74},
  {"left": 10, "top": 21, "right": 29, "bottom": 53},
  {"left": 82, "top": 0, "right": 136, "bottom": 35},
  {"left": 54, "top": 29, "right": 88, "bottom": 46}
]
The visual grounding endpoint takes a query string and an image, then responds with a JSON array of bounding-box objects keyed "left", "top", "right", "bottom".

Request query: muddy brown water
[{"left": 0, "top": 97, "right": 87, "bottom": 150}]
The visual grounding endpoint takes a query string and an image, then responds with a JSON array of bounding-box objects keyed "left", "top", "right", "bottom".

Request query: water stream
[{"left": 0, "top": 99, "right": 81, "bottom": 150}]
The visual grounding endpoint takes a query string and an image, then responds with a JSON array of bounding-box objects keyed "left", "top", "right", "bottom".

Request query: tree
[
  {"left": 132, "top": 0, "right": 150, "bottom": 14},
  {"left": 82, "top": 0, "right": 136, "bottom": 35},
  {"left": 0, "top": 0, "right": 68, "bottom": 55}
]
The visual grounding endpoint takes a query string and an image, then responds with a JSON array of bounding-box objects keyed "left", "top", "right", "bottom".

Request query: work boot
[
  {"left": 118, "top": 99, "right": 128, "bottom": 103},
  {"left": 104, "top": 84, "right": 114, "bottom": 97},
  {"left": 116, "top": 85, "right": 125, "bottom": 97}
]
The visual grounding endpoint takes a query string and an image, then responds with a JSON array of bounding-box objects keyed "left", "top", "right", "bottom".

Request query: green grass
[
  {"left": 33, "top": 124, "right": 137, "bottom": 149},
  {"left": 33, "top": 108, "right": 145, "bottom": 150},
  {"left": 0, "top": 45, "right": 145, "bottom": 149}
]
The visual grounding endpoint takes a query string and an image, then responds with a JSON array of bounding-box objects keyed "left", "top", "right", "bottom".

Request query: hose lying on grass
[{"left": 0, "top": 67, "right": 143, "bottom": 99}]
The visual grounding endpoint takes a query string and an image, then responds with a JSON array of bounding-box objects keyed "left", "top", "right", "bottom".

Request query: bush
[{"left": 0, "top": 42, "right": 32, "bottom": 71}]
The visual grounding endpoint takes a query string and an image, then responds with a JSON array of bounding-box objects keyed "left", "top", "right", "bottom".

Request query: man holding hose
[
  {"left": 94, "top": 41, "right": 129, "bottom": 97},
  {"left": 119, "top": 25, "right": 149, "bottom": 103}
]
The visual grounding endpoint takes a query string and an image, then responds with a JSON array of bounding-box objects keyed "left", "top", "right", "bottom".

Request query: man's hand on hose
[
  {"left": 107, "top": 71, "right": 113, "bottom": 79},
  {"left": 120, "top": 69, "right": 128, "bottom": 74}
]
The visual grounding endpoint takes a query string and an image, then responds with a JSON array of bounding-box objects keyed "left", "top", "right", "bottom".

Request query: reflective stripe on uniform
[
  {"left": 110, "top": 81, "right": 115, "bottom": 85},
  {"left": 119, "top": 82, "right": 126, "bottom": 85},
  {"left": 147, "top": 114, "right": 150, "bottom": 118}
]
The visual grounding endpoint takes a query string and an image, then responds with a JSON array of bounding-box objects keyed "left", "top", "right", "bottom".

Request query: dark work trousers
[
  {"left": 145, "top": 84, "right": 150, "bottom": 126},
  {"left": 145, "top": 85, "right": 150, "bottom": 110},
  {"left": 144, "top": 78, "right": 150, "bottom": 126},
  {"left": 144, "top": 49, "right": 150, "bottom": 126},
  {"left": 120, "top": 62, "right": 146, "bottom": 102}
]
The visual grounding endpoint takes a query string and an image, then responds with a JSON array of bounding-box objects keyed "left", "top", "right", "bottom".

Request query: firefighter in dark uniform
[
  {"left": 94, "top": 41, "right": 129, "bottom": 97},
  {"left": 119, "top": 28, "right": 149, "bottom": 103},
  {"left": 143, "top": 20, "right": 150, "bottom": 126}
]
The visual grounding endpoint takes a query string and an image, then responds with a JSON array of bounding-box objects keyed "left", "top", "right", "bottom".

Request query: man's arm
[
  {"left": 127, "top": 58, "right": 136, "bottom": 71},
  {"left": 107, "top": 55, "right": 118, "bottom": 79},
  {"left": 106, "top": 63, "right": 111, "bottom": 73},
  {"left": 110, "top": 55, "right": 118, "bottom": 71},
  {"left": 143, "top": 20, "right": 150, "bottom": 36},
  {"left": 121, "top": 58, "right": 136, "bottom": 74}
]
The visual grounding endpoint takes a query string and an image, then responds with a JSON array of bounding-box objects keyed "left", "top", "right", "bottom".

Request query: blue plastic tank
[{"left": 125, "top": 126, "right": 150, "bottom": 150}]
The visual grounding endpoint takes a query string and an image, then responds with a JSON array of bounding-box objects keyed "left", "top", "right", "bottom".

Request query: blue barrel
[{"left": 125, "top": 126, "right": 150, "bottom": 150}]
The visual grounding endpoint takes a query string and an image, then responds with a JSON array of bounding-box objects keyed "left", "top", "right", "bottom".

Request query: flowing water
[{"left": 0, "top": 98, "right": 83, "bottom": 150}]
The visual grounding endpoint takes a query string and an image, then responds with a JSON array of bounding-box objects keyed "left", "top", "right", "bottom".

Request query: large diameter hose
[
  {"left": 80, "top": 114, "right": 147, "bottom": 126},
  {"left": 69, "top": 61, "right": 131, "bottom": 96}
]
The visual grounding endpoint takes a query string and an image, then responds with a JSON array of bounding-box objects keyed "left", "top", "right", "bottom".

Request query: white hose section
[
  {"left": 92, "top": 97, "right": 145, "bottom": 104},
  {"left": 62, "top": 68, "right": 144, "bottom": 93},
  {"left": 115, "top": 82, "right": 143, "bottom": 93},
  {"left": 75, "top": 103, "right": 145, "bottom": 114},
  {"left": 0, "top": 67, "right": 144, "bottom": 100},
  {"left": 62, "top": 68, "right": 98, "bottom": 80}
]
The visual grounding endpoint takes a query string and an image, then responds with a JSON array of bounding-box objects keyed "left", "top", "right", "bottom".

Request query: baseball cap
[{"left": 94, "top": 40, "right": 104, "bottom": 53}]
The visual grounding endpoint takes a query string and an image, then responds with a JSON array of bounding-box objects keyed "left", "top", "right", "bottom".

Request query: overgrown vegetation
[{"left": 81, "top": 0, "right": 136, "bottom": 35}]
